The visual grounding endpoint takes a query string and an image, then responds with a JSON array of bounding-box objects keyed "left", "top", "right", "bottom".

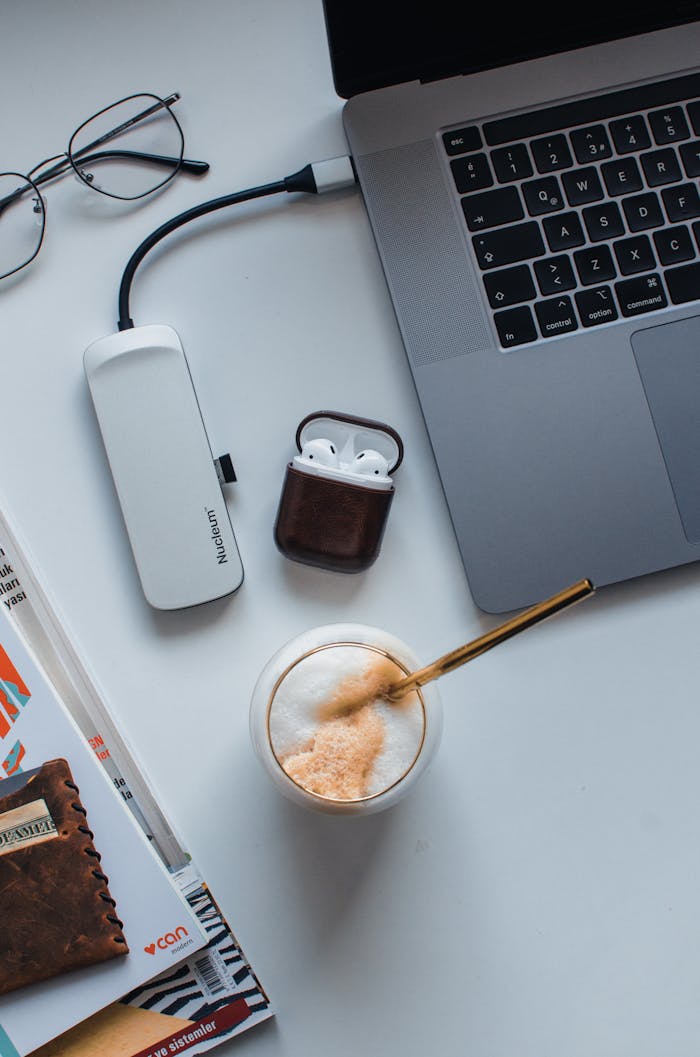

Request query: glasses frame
[
  {"left": 0, "top": 172, "right": 47, "bottom": 280},
  {"left": 0, "top": 91, "right": 207, "bottom": 282}
]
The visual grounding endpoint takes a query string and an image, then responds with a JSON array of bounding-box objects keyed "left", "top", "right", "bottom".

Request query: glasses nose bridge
[{"left": 27, "top": 152, "right": 73, "bottom": 192}]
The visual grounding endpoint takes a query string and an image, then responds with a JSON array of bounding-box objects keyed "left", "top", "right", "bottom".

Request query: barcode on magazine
[
  {"left": 121, "top": 877, "right": 270, "bottom": 1038},
  {"left": 192, "top": 949, "right": 230, "bottom": 999}
]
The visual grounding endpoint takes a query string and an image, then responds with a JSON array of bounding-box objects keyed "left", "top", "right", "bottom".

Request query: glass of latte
[{"left": 249, "top": 624, "right": 443, "bottom": 815}]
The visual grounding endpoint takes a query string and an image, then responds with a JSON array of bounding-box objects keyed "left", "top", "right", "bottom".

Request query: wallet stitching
[{"left": 64, "top": 776, "right": 127, "bottom": 945}]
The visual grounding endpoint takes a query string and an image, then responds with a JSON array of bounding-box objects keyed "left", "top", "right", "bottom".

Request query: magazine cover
[
  {"left": 0, "top": 609, "right": 209, "bottom": 1057},
  {"left": 0, "top": 507, "right": 272, "bottom": 1057}
]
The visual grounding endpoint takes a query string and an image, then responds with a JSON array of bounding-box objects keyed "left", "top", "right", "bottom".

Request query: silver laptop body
[{"left": 330, "top": 10, "right": 700, "bottom": 611}]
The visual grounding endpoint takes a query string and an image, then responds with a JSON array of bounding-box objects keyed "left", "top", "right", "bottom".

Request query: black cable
[
  {"left": 117, "top": 181, "right": 285, "bottom": 330},
  {"left": 116, "top": 160, "right": 351, "bottom": 331}
]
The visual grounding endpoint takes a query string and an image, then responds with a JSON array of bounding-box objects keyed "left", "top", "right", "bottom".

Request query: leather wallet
[{"left": 0, "top": 758, "right": 128, "bottom": 995}]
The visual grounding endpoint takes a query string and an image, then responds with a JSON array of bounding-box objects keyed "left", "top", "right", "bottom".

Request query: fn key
[{"left": 494, "top": 305, "right": 537, "bottom": 348}]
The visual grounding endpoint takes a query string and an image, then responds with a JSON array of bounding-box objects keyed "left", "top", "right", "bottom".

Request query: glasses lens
[
  {"left": 68, "top": 93, "right": 184, "bottom": 200},
  {"left": 0, "top": 173, "right": 45, "bottom": 280}
]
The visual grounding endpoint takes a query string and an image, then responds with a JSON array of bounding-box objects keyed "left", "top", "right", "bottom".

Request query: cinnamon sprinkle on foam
[
  {"left": 282, "top": 705, "right": 385, "bottom": 800},
  {"left": 315, "top": 654, "right": 404, "bottom": 722}
]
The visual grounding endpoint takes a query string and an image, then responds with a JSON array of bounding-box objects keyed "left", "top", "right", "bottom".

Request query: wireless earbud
[
  {"left": 350, "top": 449, "right": 390, "bottom": 479},
  {"left": 296, "top": 439, "right": 339, "bottom": 466}
]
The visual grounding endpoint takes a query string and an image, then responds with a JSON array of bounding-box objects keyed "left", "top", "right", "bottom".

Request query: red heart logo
[{"left": 144, "top": 943, "right": 156, "bottom": 955}]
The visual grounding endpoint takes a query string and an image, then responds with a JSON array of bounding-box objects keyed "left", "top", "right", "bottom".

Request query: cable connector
[{"left": 284, "top": 156, "right": 357, "bottom": 195}]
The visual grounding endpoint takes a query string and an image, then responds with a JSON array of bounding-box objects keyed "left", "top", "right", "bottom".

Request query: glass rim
[
  {"left": 0, "top": 171, "right": 46, "bottom": 281},
  {"left": 265, "top": 640, "right": 428, "bottom": 805},
  {"left": 67, "top": 91, "right": 185, "bottom": 202}
]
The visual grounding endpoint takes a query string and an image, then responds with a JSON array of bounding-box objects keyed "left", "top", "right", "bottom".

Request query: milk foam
[{"left": 269, "top": 643, "right": 425, "bottom": 799}]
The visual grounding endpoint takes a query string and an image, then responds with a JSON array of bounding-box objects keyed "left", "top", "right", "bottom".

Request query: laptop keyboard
[{"left": 443, "top": 71, "right": 700, "bottom": 348}]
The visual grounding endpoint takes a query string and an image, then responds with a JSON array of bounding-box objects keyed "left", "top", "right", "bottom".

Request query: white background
[{"left": 3, "top": 3, "right": 700, "bottom": 1055}]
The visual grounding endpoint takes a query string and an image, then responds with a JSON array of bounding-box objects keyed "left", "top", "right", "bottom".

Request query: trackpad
[{"left": 632, "top": 315, "right": 700, "bottom": 544}]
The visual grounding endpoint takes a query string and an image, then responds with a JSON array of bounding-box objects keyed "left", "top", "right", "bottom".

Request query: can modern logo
[{"left": 144, "top": 925, "right": 189, "bottom": 955}]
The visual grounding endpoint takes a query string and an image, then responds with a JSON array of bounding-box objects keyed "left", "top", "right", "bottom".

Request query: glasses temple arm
[
  {"left": 75, "top": 149, "right": 208, "bottom": 174},
  {"left": 0, "top": 149, "right": 208, "bottom": 210}
]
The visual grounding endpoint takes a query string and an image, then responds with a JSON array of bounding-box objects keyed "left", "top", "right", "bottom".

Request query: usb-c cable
[{"left": 117, "top": 155, "right": 357, "bottom": 331}]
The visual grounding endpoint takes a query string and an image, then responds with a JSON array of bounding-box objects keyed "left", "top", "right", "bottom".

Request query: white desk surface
[{"left": 3, "top": 4, "right": 700, "bottom": 1055}]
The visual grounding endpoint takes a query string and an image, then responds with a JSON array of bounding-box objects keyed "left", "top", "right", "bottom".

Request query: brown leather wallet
[{"left": 0, "top": 758, "right": 128, "bottom": 995}]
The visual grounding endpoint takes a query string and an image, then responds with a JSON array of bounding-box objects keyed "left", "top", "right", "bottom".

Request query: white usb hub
[{"left": 84, "top": 324, "right": 243, "bottom": 609}]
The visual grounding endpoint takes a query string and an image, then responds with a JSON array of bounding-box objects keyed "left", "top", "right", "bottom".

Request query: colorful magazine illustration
[{"left": 0, "top": 507, "right": 271, "bottom": 1057}]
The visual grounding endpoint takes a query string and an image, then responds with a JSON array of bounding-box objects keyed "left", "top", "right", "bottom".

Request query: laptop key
[
  {"left": 601, "top": 157, "right": 643, "bottom": 196},
  {"left": 473, "top": 222, "right": 545, "bottom": 269},
  {"left": 443, "top": 126, "right": 483, "bottom": 156},
  {"left": 574, "top": 245, "right": 617, "bottom": 285},
  {"left": 543, "top": 211, "right": 585, "bottom": 251},
  {"left": 654, "top": 225, "right": 695, "bottom": 265},
  {"left": 450, "top": 153, "right": 494, "bottom": 193},
  {"left": 562, "top": 166, "right": 604, "bottom": 206},
  {"left": 530, "top": 134, "right": 573, "bottom": 173},
  {"left": 575, "top": 285, "right": 618, "bottom": 327},
  {"left": 522, "top": 176, "right": 564, "bottom": 215},
  {"left": 615, "top": 273, "right": 667, "bottom": 316},
  {"left": 494, "top": 305, "right": 537, "bottom": 347},
  {"left": 483, "top": 265, "right": 536, "bottom": 308},
  {"left": 570, "top": 125, "right": 613, "bottom": 163},
  {"left": 609, "top": 115, "right": 651, "bottom": 154},
  {"left": 648, "top": 106, "right": 690, "bottom": 144},
  {"left": 661, "top": 182, "right": 700, "bottom": 222},
  {"left": 491, "top": 144, "right": 533, "bottom": 182},
  {"left": 461, "top": 186, "right": 524, "bottom": 231},
  {"left": 640, "top": 147, "right": 682, "bottom": 187},
  {"left": 535, "top": 295, "right": 578, "bottom": 337},
  {"left": 622, "top": 192, "right": 664, "bottom": 231},
  {"left": 687, "top": 101, "right": 700, "bottom": 136},
  {"left": 613, "top": 234, "right": 656, "bottom": 275},
  {"left": 679, "top": 140, "right": 700, "bottom": 177},
  {"left": 664, "top": 261, "right": 700, "bottom": 304},
  {"left": 583, "top": 202, "right": 624, "bottom": 242},
  {"left": 534, "top": 255, "right": 576, "bottom": 295}
]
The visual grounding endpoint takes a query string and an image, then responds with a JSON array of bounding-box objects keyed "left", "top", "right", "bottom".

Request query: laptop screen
[{"left": 323, "top": 1, "right": 700, "bottom": 98}]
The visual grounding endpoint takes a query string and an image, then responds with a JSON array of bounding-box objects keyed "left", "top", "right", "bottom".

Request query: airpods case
[{"left": 274, "top": 410, "right": 404, "bottom": 572}]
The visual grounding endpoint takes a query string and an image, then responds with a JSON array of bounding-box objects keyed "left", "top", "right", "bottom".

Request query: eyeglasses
[{"left": 0, "top": 91, "right": 209, "bottom": 281}]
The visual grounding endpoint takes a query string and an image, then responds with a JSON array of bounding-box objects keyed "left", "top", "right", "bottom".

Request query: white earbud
[
  {"left": 296, "top": 438, "right": 339, "bottom": 467},
  {"left": 292, "top": 434, "right": 393, "bottom": 490},
  {"left": 349, "top": 449, "right": 390, "bottom": 478}
]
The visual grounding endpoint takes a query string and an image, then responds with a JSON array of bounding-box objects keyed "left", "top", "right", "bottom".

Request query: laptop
[{"left": 322, "top": 1, "right": 700, "bottom": 612}]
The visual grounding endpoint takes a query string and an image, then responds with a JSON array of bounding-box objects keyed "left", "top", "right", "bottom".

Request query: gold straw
[{"left": 386, "top": 578, "right": 594, "bottom": 700}]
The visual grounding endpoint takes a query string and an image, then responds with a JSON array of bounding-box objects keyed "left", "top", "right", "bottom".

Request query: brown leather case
[
  {"left": 0, "top": 758, "right": 128, "bottom": 995},
  {"left": 274, "top": 465, "right": 394, "bottom": 572}
]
